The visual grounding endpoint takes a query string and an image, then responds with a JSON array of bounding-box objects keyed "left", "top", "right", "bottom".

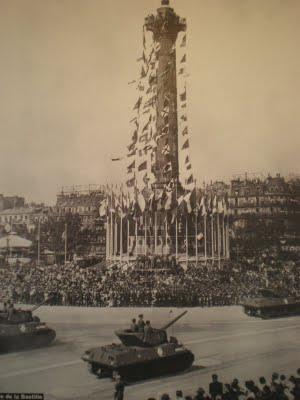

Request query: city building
[
  {"left": 0, "top": 194, "right": 25, "bottom": 211},
  {"left": 227, "top": 174, "right": 300, "bottom": 259},
  {"left": 54, "top": 185, "right": 106, "bottom": 256}
]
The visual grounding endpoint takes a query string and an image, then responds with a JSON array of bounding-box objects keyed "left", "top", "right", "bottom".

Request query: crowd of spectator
[
  {"left": 0, "top": 255, "right": 299, "bottom": 307},
  {"left": 134, "top": 370, "right": 300, "bottom": 400}
]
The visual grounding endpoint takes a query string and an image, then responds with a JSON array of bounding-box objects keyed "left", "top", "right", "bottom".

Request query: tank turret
[{"left": 115, "top": 310, "right": 187, "bottom": 347}]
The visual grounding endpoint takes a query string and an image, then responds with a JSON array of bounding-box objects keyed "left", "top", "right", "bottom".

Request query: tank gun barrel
[
  {"left": 30, "top": 297, "right": 51, "bottom": 313},
  {"left": 160, "top": 310, "right": 187, "bottom": 330}
]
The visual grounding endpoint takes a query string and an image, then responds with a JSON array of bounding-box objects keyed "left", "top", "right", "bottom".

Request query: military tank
[
  {"left": 0, "top": 300, "right": 56, "bottom": 353},
  {"left": 242, "top": 289, "right": 300, "bottom": 319},
  {"left": 82, "top": 311, "right": 194, "bottom": 381}
]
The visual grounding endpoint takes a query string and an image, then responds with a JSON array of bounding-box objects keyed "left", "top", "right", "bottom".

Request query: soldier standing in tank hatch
[
  {"left": 143, "top": 320, "right": 153, "bottom": 343},
  {"left": 130, "top": 318, "right": 138, "bottom": 332},
  {"left": 137, "top": 314, "right": 145, "bottom": 332}
]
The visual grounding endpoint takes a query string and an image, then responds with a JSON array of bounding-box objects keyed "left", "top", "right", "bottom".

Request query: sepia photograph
[{"left": 0, "top": 0, "right": 299, "bottom": 399}]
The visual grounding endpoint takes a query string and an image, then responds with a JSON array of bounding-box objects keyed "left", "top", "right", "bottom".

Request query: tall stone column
[{"left": 145, "top": 0, "right": 186, "bottom": 187}]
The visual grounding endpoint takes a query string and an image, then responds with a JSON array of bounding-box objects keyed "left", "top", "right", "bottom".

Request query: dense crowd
[
  {"left": 130, "top": 370, "right": 300, "bottom": 400},
  {"left": 0, "top": 255, "right": 299, "bottom": 307}
]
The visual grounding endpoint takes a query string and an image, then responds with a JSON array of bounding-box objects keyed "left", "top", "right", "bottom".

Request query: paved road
[{"left": 0, "top": 306, "right": 299, "bottom": 400}]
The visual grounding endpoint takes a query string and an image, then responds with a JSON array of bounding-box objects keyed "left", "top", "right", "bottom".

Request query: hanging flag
[
  {"left": 128, "top": 80, "right": 136, "bottom": 85},
  {"left": 143, "top": 29, "right": 146, "bottom": 48},
  {"left": 142, "top": 118, "right": 151, "bottom": 133},
  {"left": 148, "top": 192, "right": 156, "bottom": 212},
  {"left": 179, "top": 68, "right": 185, "bottom": 75},
  {"left": 133, "top": 97, "right": 142, "bottom": 111},
  {"left": 154, "top": 42, "right": 161, "bottom": 52},
  {"left": 213, "top": 196, "right": 217, "bottom": 214},
  {"left": 138, "top": 161, "right": 147, "bottom": 171},
  {"left": 109, "top": 191, "right": 116, "bottom": 213},
  {"left": 184, "top": 191, "right": 192, "bottom": 213},
  {"left": 139, "top": 133, "right": 148, "bottom": 143},
  {"left": 181, "top": 102, "right": 187, "bottom": 108},
  {"left": 127, "top": 160, "right": 135, "bottom": 171},
  {"left": 127, "top": 148, "right": 136, "bottom": 157},
  {"left": 126, "top": 177, "right": 135, "bottom": 188},
  {"left": 99, "top": 199, "right": 107, "bottom": 217},
  {"left": 164, "top": 190, "right": 172, "bottom": 211},
  {"left": 185, "top": 155, "right": 190, "bottom": 164},
  {"left": 162, "top": 144, "right": 170, "bottom": 155},
  {"left": 181, "top": 114, "right": 187, "bottom": 122},
  {"left": 163, "top": 162, "right": 172, "bottom": 174},
  {"left": 200, "top": 197, "right": 207, "bottom": 216},
  {"left": 180, "top": 90, "right": 186, "bottom": 102},
  {"left": 182, "top": 126, "right": 188, "bottom": 136},
  {"left": 130, "top": 116, "right": 138, "bottom": 124},
  {"left": 127, "top": 141, "right": 135, "bottom": 152},
  {"left": 137, "top": 192, "right": 146, "bottom": 212},
  {"left": 223, "top": 199, "right": 228, "bottom": 216},
  {"left": 141, "top": 65, "right": 147, "bottom": 78},
  {"left": 190, "top": 188, "right": 197, "bottom": 212},
  {"left": 181, "top": 34, "right": 186, "bottom": 47},
  {"left": 180, "top": 54, "right": 186, "bottom": 63},
  {"left": 182, "top": 139, "right": 189, "bottom": 149},
  {"left": 143, "top": 173, "right": 150, "bottom": 186},
  {"left": 148, "top": 48, "right": 154, "bottom": 63},
  {"left": 149, "top": 74, "right": 157, "bottom": 86},
  {"left": 169, "top": 44, "right": 176, "bottom": 54},
  {"left": 131, "top": 130, "right": 138, "bottom": 142},
  {"left": 162, "top": 124, "right": 169, "bottom": 135},
  {"left": 186, "top": 163, "right": 192, "bottom": 170},
  {"left": 197, "top": 233, "right": 204, "bottom": 241},
  {"left": 218, "top": 199, "right": 224, "bottom": 214},
  {"left": 186, "top": 174, "right": 194, "bottom": 185},
  {"left": 163, "top": 97, "right": 170, "bottom": 108}
]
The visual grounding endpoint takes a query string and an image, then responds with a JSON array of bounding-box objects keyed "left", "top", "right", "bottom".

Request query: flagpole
[
  {"left": 211, "top": 214, "right": 214, "bottom": 264},
  {"left": 195, "top": 210, "right": 198, "bottom": 267},
  {"left": 222, "top": 213, "right": 226, "bottom": 259},
  {"left": 204, "top": 214, "right": 207, "bottom": 264},
  {"left": 135, "top": 218, "right": 138, "bottom": 259},
  {"left": 110, "top": 186, "right": 113, "bottom": 260},
  {"left": 185, "top": 216, "right": 188, "bottom": 268},
  {"left": 195, "top": 181, "right": 198, "bottom": 267},
  {"left": 106, "top": 214, "right": 109, "bottom": 261},
  {"left": 175, "top": 217, "right": 178, "bottom": 259},
  {"left": 175, "top": 178, "right": 178, "bottom": 259},
  {"left": 154, "top": 211, "right": 157, "bottom": 254},
  {"left": 64, "top": 222, "right": 67, "bottom": 265},
  {"left": 114, "top": 215, "right": 118, "bottom": 260},
  {"left": 165, "top": 215, "right": 168, "bottom": 255},
  {"left": 226, "top": 218, "right": 230, "bottom": 260},
  {"left": 127, "top": 218, "right": 130, "bottom": 261},
  {"left": 144, "top": 212, "right": 147, "bottom": 256},
  {"left": 37, "top": 217, "right": 41, "bottom": 267},
  {"left": 217, "top": 212, "right": 221, "bottom": 269},
  {"left": 120, "top": 215, "right": 123, "bottom": 262}
]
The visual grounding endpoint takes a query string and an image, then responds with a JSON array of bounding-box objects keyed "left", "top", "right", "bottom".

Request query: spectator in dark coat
[{"left": 209, "top": 374, "right": 223, "bottom": 400}]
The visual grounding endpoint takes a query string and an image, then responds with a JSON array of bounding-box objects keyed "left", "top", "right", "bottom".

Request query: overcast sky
[{"left": 0, "top": 0, "right": 299, "bottom": 204}]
